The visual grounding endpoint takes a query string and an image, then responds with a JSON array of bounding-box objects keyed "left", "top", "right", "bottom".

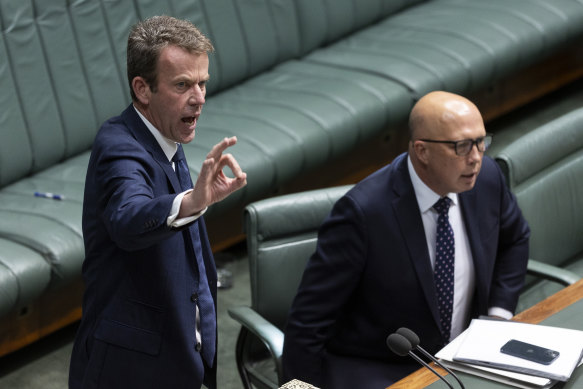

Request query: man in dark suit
[
  {"left": 282, "top": 91, "right": 530, "bottom": 388},
  {"left": 69, "top": 16, "right": 246, "bottom": 389}
]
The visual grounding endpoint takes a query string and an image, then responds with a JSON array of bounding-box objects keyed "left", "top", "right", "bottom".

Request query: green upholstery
[
  {"left": 1, "top": 0, "right": 583, "bottom": 355},
  {"left": 294, "top": 0, "right": 425, "bottom": 54},
  {"left": 304, "top": 0, "right": 583, "bottom": 99},
  {"left": 228, "top": 185, "right": 352, "bottom": 389},
  {"left": 0, "top": 238, "right": 51, "bottom": 318},
  {"left": 494, "top": 108, "right": 583, "bottom": 312}
]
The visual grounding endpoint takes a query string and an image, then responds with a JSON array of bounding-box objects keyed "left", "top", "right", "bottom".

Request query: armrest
[
  {"left": 527, "top": 259, "right": 581, "bottom": 286},
  {"left": 228, "top": 306, "right": 284, "bottom": 378}
]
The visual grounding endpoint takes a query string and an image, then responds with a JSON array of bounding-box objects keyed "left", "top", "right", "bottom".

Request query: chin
[
  {"left": 180, "top": 133, "right": 196, "bottom": 144},
  {"left": 458, "top": 183, "right": 476, "bottom": 193}
]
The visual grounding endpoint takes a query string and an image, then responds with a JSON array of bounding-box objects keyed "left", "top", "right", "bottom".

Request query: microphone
[
  {"left": 386, "top": 333, "right": 454, "bottom": 389},
  {"left": 396, "top": 328, "right": 465, "bottom": 389}
]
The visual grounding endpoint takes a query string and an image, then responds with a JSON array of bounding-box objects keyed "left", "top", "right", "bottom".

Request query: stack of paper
[{"left": 435, "top": 319, "right": 583, "bottom": 388}]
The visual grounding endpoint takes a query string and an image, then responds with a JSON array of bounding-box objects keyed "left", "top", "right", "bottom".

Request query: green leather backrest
[
  {"left": 244, "top": 185, "right": 352, "bottom": 330},
  {"left": 0, "top": 0, "right": 131, "bottom": 186},
  {"left": 0, "top": 0, "right": 300, "bottom": 187},
  {"left": 294, "top": 0, "right": 426, "bottom": 55},
  {"left": 4, "top": 0, "right": 421, "bottom": 187},
  {"left": 495, "top": 108, "right": 583, "bottom": 268}
]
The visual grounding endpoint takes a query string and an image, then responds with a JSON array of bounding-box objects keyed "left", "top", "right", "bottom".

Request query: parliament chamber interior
[{"left": 1, "top": 1, "right": 582, "bottom": 388}]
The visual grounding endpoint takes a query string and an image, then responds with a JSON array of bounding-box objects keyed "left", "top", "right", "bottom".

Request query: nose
[{"left": 188, "top": 85, "right": 205, "bottom": 106}]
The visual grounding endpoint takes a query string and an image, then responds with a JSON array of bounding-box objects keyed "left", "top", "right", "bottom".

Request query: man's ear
[
  {"left": 413, "top": 140, "right": 430, "bottom": 165},
  {"left": 132, "top": 76, "right": 151, "bottom": 105}
]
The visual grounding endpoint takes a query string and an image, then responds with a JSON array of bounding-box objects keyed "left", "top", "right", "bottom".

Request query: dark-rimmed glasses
[{"left": 418, "top": 134, "right": 493, "bottom": 156}]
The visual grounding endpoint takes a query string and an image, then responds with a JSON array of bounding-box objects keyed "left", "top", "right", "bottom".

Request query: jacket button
[
  {"left": 191, "top": 293, "right": 198, "bottom": 302},
  {"left": 195, "top": 342, "right": 202, "bottom": 351}
]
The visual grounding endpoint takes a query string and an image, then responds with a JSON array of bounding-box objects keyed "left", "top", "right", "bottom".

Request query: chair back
[
  {"left": 244, "top": 185, "right": 353, "bottom": 331},
  {"left": 494, "top": 108, "right": 583, "bottom": 310},
  {"left": 495, "top": 108, "right": 583, "bottom": 268}
]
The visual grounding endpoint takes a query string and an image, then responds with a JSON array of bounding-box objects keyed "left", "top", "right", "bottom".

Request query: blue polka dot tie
[
  {"left": 433, "top": 197, "right": 455, "bottom": 341},
  {"left": 173, "top": 144, "right": 216, "bottom": 367}
]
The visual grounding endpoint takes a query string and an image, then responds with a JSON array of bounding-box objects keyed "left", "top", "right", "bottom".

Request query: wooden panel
[{"left": 0, "top": 278, "right": 84, "bottom": 357}]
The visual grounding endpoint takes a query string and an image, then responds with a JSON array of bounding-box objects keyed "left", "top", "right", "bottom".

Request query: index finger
[{"left": 207, "top": 136, "right": 237, "bottom": 160}]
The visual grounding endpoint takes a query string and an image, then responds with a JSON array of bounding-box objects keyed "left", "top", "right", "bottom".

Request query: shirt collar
[
  {"left": 407, "top": 154, "right": 458, "bottom": 213},
  {"left": 134, "top": 105, "right": 178, "bottom": 162}
]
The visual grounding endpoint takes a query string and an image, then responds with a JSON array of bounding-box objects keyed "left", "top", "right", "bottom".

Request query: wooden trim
[{"left": 0, "top": 279, "right": 84, "bottom": 358}]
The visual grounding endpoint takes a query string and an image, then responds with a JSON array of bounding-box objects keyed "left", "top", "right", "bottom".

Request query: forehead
[
  {"left": 435, "top": 104, "right": 485, "bottom": 140},
  {"left": 157, "top": 45, "right": 209, "bottom": 77},
  {"left": 447, "top": 113, "right": 485, "bottom": 139}
]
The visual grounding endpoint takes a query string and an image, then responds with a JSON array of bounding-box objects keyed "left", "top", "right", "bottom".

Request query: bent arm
[{"left": 282, "top": 196, "right": 367, "bottom": 386}]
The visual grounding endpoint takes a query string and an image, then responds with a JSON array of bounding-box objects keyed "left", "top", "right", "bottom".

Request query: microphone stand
[
  {"left": 387, "top": 333, "right": 456, "bottom": 389},
  {"left": 414, "top": 344, "right": 466, "bottom": 389},
  {"left": 396, "top": 327, "right": 466, "bottom": 389},
  {"left": 407, "top": 350, "right": 455, "bottom": 389}
]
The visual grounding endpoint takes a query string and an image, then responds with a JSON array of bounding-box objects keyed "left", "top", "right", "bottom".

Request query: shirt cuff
[
  {"left": 167, "top": 189, "right": 207, "bottom": 227},
  {"left": 488, "top": 306, "right": 514, "bottom": 320}
]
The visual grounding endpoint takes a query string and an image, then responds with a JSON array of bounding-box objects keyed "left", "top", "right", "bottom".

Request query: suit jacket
[
  {"left": 282, "top": 152, "right": 529, "bottom": 388},
  {"left": 69, "top": 105, "right": 217, "bottom": 389}
]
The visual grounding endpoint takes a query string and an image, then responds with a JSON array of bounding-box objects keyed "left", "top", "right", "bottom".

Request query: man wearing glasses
[{"left": 282, "top": 91, "right": 530, "bottom": 389}]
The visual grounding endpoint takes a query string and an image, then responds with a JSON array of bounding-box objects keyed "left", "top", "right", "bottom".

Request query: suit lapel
[
  {"left": 458, "top": 189, "right": 487, "bottom": 314},
  {"left": 121, "top": 105, "right": 182, "bottom": 194},
  {"left": 391, "top": 156, "right": 442, "bottom": 329}
]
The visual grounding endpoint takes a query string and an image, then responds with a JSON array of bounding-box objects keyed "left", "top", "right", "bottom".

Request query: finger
[
  {"left": 195, "top": 157, "right": 216, "bottom": 188},
  {"left": 223, "top": 169, "right": 247, "bottom": 189},
  {"left": 228, "top": 172, "right": 247, "bottom": 192},
  {"left": 217, "top": 153, "right": 245, "bottom": 178},
  {"left": 207, "top": 136, "right": 237, "bottom": 160}
]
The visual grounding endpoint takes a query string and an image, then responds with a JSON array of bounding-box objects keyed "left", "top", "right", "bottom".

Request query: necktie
[
  {"left": 433, "top": 197, "right": 455, "bottom": 341},
  {"left": 173, "top": 144, "right": 216, "bottom": 366}
]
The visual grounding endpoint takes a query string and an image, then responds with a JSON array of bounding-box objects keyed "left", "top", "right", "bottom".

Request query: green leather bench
[
  {"left": 493, "top": 108, "right": 583, "bottom": 313},
  {"left": 1, "top": 0, "right": 583, "bottom": 356}
]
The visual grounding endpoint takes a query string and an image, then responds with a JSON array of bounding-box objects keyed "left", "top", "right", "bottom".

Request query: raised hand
[{"left": 179, "top": 136, "right": 247, "bottom": 217}]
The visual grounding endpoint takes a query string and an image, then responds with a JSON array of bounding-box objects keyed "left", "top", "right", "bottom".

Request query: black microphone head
[
  {"left": 396, "top": 327, "right": 420, "bottom": 348},
  {"left": 386, "top": 333, "right": 412, "bottom": 356}
]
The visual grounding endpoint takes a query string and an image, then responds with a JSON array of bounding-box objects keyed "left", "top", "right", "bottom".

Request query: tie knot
[{"left": 433, "top": 197, "right": 452, "bottom": 215}]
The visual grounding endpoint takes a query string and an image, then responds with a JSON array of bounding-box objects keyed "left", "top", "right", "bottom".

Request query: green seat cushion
[{"left": 0, "top": 238, "right": 51, "bottom": 317}]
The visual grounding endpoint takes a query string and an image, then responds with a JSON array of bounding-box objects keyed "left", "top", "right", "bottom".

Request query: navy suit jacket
[
  {"left": 69, "top": 105, "right": 217, "bottom": 389},
  {"left": 282, "top": 152, "right": 529, "bottom": 388}
]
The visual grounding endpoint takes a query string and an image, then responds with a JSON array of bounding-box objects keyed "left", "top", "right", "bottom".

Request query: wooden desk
[{"left": 388, "top": 279, "right": 583, "bottom": 389}]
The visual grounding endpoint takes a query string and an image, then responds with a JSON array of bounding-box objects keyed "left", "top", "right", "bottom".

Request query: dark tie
[
  {"left": 173, "top": 144, "right": 216, "bottom": 366},
  {"left": 433, "top": 197, "right": 455, "bottom": 341}
]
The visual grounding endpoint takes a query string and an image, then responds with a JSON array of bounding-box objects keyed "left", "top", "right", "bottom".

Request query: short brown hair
[{"left": 127, "top": 15, "right": 214, "bottom": 101}]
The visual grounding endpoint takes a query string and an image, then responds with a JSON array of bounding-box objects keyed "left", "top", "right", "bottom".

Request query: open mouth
[{"left": 181, "top": 116, "right": 196, "bottom": 126}]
